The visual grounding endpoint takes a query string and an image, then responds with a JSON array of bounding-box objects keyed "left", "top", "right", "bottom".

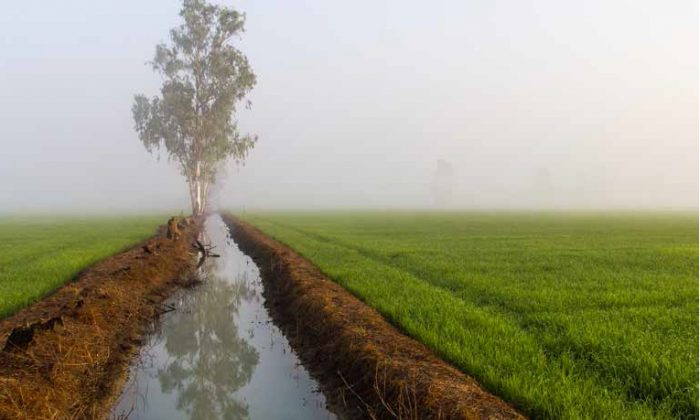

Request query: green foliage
[
  {"left": 133, "top": 0, "right": 256, "bottom": 214},
  {"left": 0, "top": 215, "right": 163, "bottom": 319},
  {"left": 240, "top": 211, "right": 698, "bottom": 419}
]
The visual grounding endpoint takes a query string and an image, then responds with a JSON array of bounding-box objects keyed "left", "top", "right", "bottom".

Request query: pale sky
[{"left": 1, "top": 0, "right": 697, "bottom": 212}]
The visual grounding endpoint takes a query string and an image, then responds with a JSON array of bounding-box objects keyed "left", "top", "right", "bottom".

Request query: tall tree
[{"left": 133, "top": 0, "right": 256, "bottom": 216}]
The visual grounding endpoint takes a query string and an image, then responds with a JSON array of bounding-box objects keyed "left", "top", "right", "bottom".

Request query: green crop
[
  {"left": 240, "top": 211, "right": 698, "bottom": 419},
  {"left": 0, "top": 215, "right": 164, "bottom": 319}
]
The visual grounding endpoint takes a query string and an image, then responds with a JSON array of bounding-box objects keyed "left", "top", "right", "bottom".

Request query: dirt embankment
[
  {"left": 222, "top": 214, "right": 525, "bottom": 420},
  {"left": 0, "top": 221, "right": 200, "bottom": 420}
]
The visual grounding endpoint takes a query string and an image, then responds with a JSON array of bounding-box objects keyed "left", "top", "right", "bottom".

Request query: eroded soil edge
[
  {"left": 223, "top": 213, "right": 525, "bottom": 420},
  {"left": 0, "top": 221, "right": 200, "bottom": 419}
]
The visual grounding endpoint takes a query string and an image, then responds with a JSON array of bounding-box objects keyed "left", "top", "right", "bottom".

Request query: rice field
[
  {"left": 0, "top": 215, "right": 164, "bottom": 319},
  {"left": 239, "top": 211, "right": 698, "bottom": 419}
]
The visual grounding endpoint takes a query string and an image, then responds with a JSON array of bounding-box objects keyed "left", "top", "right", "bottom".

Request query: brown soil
[
  {"left": 0, "top": 221, "right": 200, "bottom": 420},
  {"left": 222, "top": 214, "right": 525, "bottom": 420}
]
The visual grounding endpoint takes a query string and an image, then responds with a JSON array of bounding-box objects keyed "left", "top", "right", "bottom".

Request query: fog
[{"left": 1, "top": 0, "right": 697, "bottom": 213}]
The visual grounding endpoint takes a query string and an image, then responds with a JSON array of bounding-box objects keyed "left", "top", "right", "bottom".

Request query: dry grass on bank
[{"left": 0, "top": 223, "right": 198, "bottom": 419}]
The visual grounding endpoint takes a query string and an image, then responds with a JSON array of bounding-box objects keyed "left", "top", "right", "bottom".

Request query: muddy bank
[
  {"left": 223, "top": 213, "right": 525, "bottom": 420},
  {"left": 0, "top": 221, "right": 200, "bottom": 419}
]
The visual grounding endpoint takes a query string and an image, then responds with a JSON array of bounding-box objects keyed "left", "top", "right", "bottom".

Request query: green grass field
[
  {"left": 0, "top": 215, "right": 164, "bottom": 319},
  {"left": 239, "top": 211, "right": 698, "bottom": 419}
]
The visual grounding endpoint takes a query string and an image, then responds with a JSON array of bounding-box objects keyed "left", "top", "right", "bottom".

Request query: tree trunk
[
  {"left": 201, "top": 179, "right": 210, "bottom": 215},
  {"left": 190, "top": 179, "right": 208, "bottom": 216},
  {"left": 199, "top": 179, "right": 207, "bottom": 215},
  {"left": 187, "top": 177, "right": 197, "bottom": 216},
  {"left": 194, "top": 162, "right": 203, "bottom": 216}
]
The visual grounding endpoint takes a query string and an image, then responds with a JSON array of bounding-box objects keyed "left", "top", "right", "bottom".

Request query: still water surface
[{"left": 112, "top": 215, "right": 337, "bottom": 420}]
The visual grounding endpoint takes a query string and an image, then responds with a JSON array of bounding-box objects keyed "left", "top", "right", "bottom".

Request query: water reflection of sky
[{"left": 112, "top": 215, "right": 336, "bottom": 420}]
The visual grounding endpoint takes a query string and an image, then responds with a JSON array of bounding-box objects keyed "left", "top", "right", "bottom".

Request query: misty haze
[
  {"left": 0, "top": 1, "right": 697, "bottom": 420},
  {"left": 1, "top": 0, "right": 697, "bottom": 212}
]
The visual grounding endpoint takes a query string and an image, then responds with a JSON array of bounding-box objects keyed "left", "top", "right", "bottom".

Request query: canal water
[{"left": 112, "top": 215, "right": 337, "bottom": 420}]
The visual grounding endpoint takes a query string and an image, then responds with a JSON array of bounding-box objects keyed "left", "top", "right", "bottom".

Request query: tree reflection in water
[{"left": 156, "top": 260, "right": 259, "bottom": 420}]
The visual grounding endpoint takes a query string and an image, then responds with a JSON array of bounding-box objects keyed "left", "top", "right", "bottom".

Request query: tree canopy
[{"left": 133, "top": 0, "right": 256, "bottom": 215}]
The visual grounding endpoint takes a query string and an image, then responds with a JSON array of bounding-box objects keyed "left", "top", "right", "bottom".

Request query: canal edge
[
  {"left": 222, "top": 212, "right": 526, "bottom": 420},
  {"left": 0, "top": 219, "right": 202, "bottom": 419}
]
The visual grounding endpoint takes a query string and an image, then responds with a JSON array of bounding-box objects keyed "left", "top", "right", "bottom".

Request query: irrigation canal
[{"left": 112, "top": 215, "right": 338, "bottom": 420}]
